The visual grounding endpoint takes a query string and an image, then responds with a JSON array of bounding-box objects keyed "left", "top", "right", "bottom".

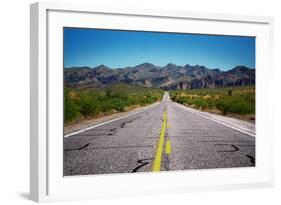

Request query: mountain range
[{"left": 64, "top": 63, "right": 255, "bottom": 90}]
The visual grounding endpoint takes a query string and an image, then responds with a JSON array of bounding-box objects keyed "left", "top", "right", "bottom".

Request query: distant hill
[{"left": 64, "top": 63, "right": 255, "bottom": 90}]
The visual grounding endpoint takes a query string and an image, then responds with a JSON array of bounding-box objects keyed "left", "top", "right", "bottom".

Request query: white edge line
[
  {"left": 64, "top": 102, "right": 160, "bottom": 138},
  {"left": 175, "top": 103, "right": 255, "bottom": 137}
]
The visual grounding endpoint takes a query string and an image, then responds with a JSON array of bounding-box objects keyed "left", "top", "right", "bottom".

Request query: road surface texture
[{"left": 64, "top": 92, "right": 255, "bottom": 176}]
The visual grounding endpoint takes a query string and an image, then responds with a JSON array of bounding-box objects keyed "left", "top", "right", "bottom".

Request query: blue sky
[{"left": 64, "top": 27, "right": 255, "bottom": 71}]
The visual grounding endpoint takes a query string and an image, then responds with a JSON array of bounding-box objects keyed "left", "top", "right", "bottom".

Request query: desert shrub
[
  {"left": 100, "top": 101, "right": 113, "bottom": 113},
  {"left": 79, "top": 91, "right": 99, "bottom": 117},
  {"left": 64, "top": 90, "right": 80, "bottom": 122},
  {"left": 110, "top": 98, "right": 125, "bottom": 112},
  {"left": 127, "top": 96, "right": 137, "bottom": 106},
  {"left": 170, "top": 86, "right": 255, "bottom": 116},
  {"left": 64, "top": 83, "right": 164, "bottom": 124},
  {"left": 227, "top": 90, "right": 232, "bottom": 96},
  {"left": 193, "top": 98, "right": 208, "bottom": 109},
  {"left": 105, "top": 88, "right": 112, "bottom": 97},
  {"left": 216, "top": 96, "right": 254, "bottom": 115},
  {"left": 215, "top": 99, "right": 232, "bottom": 115}
]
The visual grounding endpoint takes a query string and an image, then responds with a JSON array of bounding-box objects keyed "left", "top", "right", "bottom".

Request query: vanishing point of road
[{"left": 64, "top": 92, "right": 255, "bottom": 176}]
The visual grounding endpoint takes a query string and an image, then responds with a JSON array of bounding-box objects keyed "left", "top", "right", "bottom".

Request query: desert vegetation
[
  {"left": 64, "top": 83, "right": 164, "bottom": 123},
  {"left": 170, "top": 86, "right": 255, "bottom": 121}
]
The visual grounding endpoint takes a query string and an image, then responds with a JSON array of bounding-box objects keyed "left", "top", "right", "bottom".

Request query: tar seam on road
[{"left": 152, "top": 111, "right": 167, "bottom": 172}]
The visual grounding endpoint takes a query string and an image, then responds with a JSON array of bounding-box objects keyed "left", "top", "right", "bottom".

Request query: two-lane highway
[{"left": 64, "top": 92, "right": 255, "bottom": 176}]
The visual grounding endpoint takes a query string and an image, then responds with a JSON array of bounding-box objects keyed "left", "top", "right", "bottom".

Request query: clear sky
[{"left": 64, "top": 27, "right": 255, "bottom": 71}]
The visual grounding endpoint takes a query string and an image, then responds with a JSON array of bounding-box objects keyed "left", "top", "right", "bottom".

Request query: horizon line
[{"left": 64, "top": 62, "right": 255, "bottom": 70}]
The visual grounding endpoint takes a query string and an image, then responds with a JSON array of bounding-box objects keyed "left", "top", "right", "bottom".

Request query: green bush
[
  {"left": 170, "top": 86, "right": 255, "bottom": 116},
  {"left": 110, "top": 98, "right": 125, "bottom": 112},
  {"left": 215, "top": 99, "right": 232, "bottom": 115},
  {"left": 215, "top": 95, "right": 255, "bottom": 115},
  {"left": 64, "top": 83, "right": 164, "bottom": 123},
  {"left": 79, "top": 92, "right": 99, "bottom": 117},
  {"left": 64, "top": 89, "right": 80, "bottom": 122},
  {"left": 100, "top": 101, "right": 113, "bottom": 113},
  {"left": 193, "top": 98, "right": 210, "bottom": 109}
]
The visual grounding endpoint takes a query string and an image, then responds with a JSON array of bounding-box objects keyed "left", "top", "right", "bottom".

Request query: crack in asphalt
[
  {"left": 65, "top": 145, "right": 154, "bottom": 152},
  {"left": 120, "top": 119, "right": 134, "bottom": 128},
  {"left": 64, "top": 96, "right": 256, "bottom": 176},
  {"left": 107, "top": 128, "right": 117, "bottom": 135},
  {"left": 132, "top": 158, "right": 154, "bottom": 172},
  {"left": 78, "top": 143, "right": 90, "bottom": 150},
  {"left": 246, "top": 155, "right": 255, "bottom": 164}
]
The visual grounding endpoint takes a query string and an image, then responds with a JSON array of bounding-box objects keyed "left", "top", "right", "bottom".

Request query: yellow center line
[
  {"left": 152, "top": 111, "right": 167, "bottom": 172},
  {"left": 165, "top": 140, "right": 171, "bottom": 155},
  {"left": 166, "top": 119, "right": 171, "bottom": 154}
]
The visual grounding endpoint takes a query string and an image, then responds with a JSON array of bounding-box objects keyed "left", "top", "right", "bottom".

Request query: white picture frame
[{"left": 30, "top": 2, "right": 274, "bottom": 202}]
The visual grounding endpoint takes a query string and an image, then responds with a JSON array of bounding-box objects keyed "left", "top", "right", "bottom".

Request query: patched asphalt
[{"left": 64, "top": 92, "right": 255, "bottom": 176}]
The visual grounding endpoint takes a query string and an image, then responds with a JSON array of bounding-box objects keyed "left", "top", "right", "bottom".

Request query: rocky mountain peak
[
  {"left": 165, "top": 63, "right": 177, "bottom": 68},
  {"left": 64, "top": 63, "right": 255, "bottom": 89}
]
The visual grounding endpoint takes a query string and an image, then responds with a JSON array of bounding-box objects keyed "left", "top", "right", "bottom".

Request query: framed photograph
[{"left": 30, "top": 2, "right": 274, "bottom": 202}]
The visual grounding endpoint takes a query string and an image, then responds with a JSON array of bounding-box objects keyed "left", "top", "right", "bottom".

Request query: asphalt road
[{"left": 64, "top": 92, "right": 255, "bottom": 176}]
